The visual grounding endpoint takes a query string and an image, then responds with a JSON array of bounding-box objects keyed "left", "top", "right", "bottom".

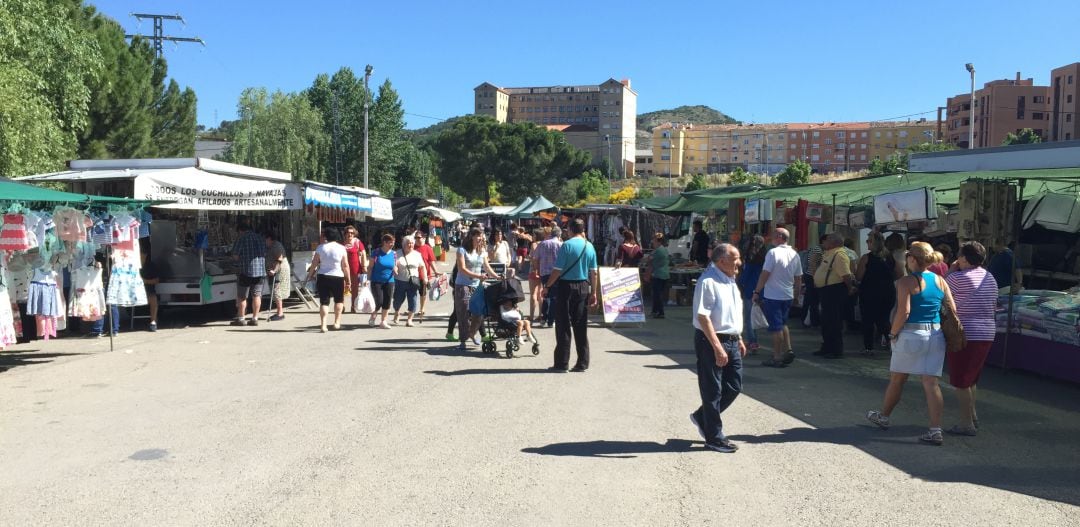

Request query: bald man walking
[{"left": 753, "top": 228, "right": 802, "bottom": 368}]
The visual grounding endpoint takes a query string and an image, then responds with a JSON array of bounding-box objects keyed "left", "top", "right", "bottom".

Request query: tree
[
  {"left": 431, "top": 115, "right": 591, "bottom": 205},
  {"left": 635, "top": 187, "right": 655, "bottom": 199},
  {"left": 907, "top": 142, "right": 955, "bottom": 153},
  {"left": 0, "top": 0, "right": 103, "bottom": 176},
  {"left": 576, "top": 168, "right": 610, "bottom": 201},
  {"left": 304, "top": 68, "right": 366, "bottom": 186},
  {"left": 1003, "top": 128, "right": 1042, "bottom": 146},
  {"left": 368, "top": 79, "right": 408, "bottom": 195},
  {"left": 867, "top": 153, "right": 907, "bottom": 176},
  {"left": 775, "top": 160, "right": 812, "bottom": 186},
  {"left": 684, "top": 173, "right": 708, "bottom": 192},
  {"left": 608, "top": 185, "right": 638, "bottom": 204},
  {"left": 149, "top": 64, "right": 197, "bottom": 157},
  {"left": 396, "top": 143, "right": 436, "bottom": 198},
  {"left": 727, "top": 167, "right": 757, "bottom": 186},
  {"left": 220, "top": 88, "right": 330, "bottom": 181}
]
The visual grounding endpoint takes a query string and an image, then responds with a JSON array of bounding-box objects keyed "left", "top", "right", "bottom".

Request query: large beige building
[
  {"left": 1051, "top": 62, "right": 1080, "bottom": 142},
  {"left": 473, "top": 79, "right": 637, "bottom": 176},
  {"left": 945, "top": 72, "right": 1051, "bottom": 148}
]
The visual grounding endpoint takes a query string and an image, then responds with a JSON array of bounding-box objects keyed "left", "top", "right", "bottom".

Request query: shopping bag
[
  {"left": 429, "top": 280, "right": 441, "bottom": 301},
  {"left": 437, "top": 273, "right": 449, "bottom": 297},
  {"left": 751, "top": 304, "right": 770, "bottom": 330},
  {"left": 357, "top": 285, "right": 376, "bottom": 314}
]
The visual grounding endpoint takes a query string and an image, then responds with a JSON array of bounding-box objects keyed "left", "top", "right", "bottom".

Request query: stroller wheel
[
  {"left": 505, "top": 341, "right": 515, "bottom": 358},
  {"left": 481, "top": 341, "right": 494, "bottom": 354},
  {"left": 532, "top": 343, "right": 540, "bottom": 355}
]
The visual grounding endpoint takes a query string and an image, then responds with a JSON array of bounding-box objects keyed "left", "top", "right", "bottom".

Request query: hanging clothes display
[
  {"left": 69, "top": 266, "right": 105, "bottom": 321},
  {"left": 27, "top": 269, "right": 60, "bottom": 340},
  {"left": 0, "top": 256, "right": 16, "bottom": 349},
  {"left": 106, "top": 242, "right": 148, "bottom": 307},
  {"left": 0, "top": 213, "right": 32, "bottom": 251}
]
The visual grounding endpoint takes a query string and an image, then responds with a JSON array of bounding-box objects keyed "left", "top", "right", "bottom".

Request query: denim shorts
[{"left": 760, "top": 297, "right": 792, "bottom": 333}]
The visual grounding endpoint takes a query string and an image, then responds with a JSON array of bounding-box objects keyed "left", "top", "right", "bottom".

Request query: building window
[
  {"left": 812, "top": 131, "right": 820, "bottom": 138},
  {"left": 1067, "top": 133, "right": 1072, "bottom": 140},
  {"left": 861, "top": 144, "right": 866, "bottom": 149},
  {"left": 1034, "top": 96, "right": 1045, "bottom": 103},
  {"left": 825, "top": 139, "right": 833, "bottom": 145},
  {"left": 860, "top": 155, "right": 867, "bottom": 161},
  {"left": 1067, "top": 114, "right": 1073, "bottom": 123},
  {"left": 790, "top": 155, "right": 796, "bottom": 161},
  {"left": 837, "top": 131, "right": 845, "bottom": 138},
  {"left": 660, "top": 154, "right": 671, "bottom": 161},
  {"left": 861, "top": 132, "right": 868, "bottom": 138},
  {"left": 1069, "top": 95, "right": 1074, "bottom": 103},
  {"left": 790, "top": 144, "right": 796, "bottom": 149},
  {"left": 790, "top": 132, "right": 797, "bottom": 139},
  {"left": 875, "top": 131, "right": 881, "bottom": 138},
  {"left": 1032, "top": 112, "right": 1045, "bottom": 120},
  {"left": 812, "top": 143, "right": 819, "bottom": 149},
  {"left": 811, "top": 155, "right": 820, "bottom": 161},
  {"left": 1069, "top": 75, "right": 1074, "bottom": 84}
]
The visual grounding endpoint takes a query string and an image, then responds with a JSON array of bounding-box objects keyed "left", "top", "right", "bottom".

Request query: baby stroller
[{"left": 477, "top": 277, "right": 539, "bottom": 358}]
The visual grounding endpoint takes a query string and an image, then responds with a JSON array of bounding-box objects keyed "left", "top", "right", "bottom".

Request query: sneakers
[
  {"left": 457, "top": 343, "right": 467, "bottom": 351},
  {"left": 368, "top": 315, "right": 377, "bottom": 327},
  {"left": 761, "top": 358, "right": 787, "bottom": 368},
  {"left": 148, "top": 322, "right": 158, "bottom": 332},
  {"left": 689, "top": 413, "right": 706, "bottom": 440},
  {"left": 378, "top": 322, "right": 391, "bottom": 329},
  {"left": 945, "top": 425, "right": 977, "bottom": 437},
  {"left": 472, "top": 335, "right": 482, "bottom": 346},
  {"left": 547, "top": 366, "right": 569, "bottom": 373},
  {"left": 445, "top": 332, "right": 456, "bottom": 341},
  {"left": 248, "top": 318, "right": 259, "bottom": 327},
  {"left": 919, "top": 429, "right": 944, "bottom": 446},
  {"left": 705, "top": 439, "right": 738, "bottom": 453},
  {"left": 230, "top": 319, "right": 246, "bottom": 327},
  {"left": 782, "top": 350, "right": 796, "bottom": 365},
  {"left": 269, "top": 314, "right": 285, "bottom": 322},
  {"left": 866, "top": 411, "right": 891, "bottom": 430},
  {"left": 570, "top": 365, "right": 588, "bottom": 372}
]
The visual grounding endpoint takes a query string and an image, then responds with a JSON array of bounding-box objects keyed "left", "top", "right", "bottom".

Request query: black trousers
[
  {"left": 819, "top": 283, "right": 848, "bottom": 355},
  {"left": 859, "top": 291, "right": 892, "bottom": 350},
  {"left": 803, "top": 274, "right": 820, "bottom": 326},
  {"left": 693, "top": 330, "right": 743, "bottom": 443},
  {"left": 553, "top": 279, "right": 590, "bottom": 369}
]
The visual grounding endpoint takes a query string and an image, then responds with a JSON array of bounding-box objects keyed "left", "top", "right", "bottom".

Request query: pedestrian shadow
[
  {"left": 726, "top": 425, "right": 926, "bottom": 447},
  {"left": 367, "top": 338, "right": 446, "bottom": 344},
  {"left": 0, "top": 351, "right": 87, "bottom": 373},
  {"left": 522, "top": 438, "right": 697, "bottom": 458},
  {"left": 606, "top": 348, "right": 693, "bottom": 356},
  {"left": 644, "top": 364, "right": 692, "bottom": 371},
  {"left": 356, "top": 346, "right": 504, "bottom": 359},
  {"left": 425, "top": 368, "right": 549, "bottom": 377}
]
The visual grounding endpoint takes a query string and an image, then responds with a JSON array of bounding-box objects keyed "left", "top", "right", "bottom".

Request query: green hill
[{"left": 636, "top": 105, "right": 739, "bottom": 132}]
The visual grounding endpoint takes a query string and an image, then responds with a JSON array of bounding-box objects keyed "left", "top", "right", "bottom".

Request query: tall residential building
[
  {"left": 1050, "top": 62, "right": 1080, "bottom": 142},
  {"left": 473, "top": 79, "right": 637, "bottom": 176},
  {"left": 945, "top": 72, "right": 1051, "bottom": 148}
]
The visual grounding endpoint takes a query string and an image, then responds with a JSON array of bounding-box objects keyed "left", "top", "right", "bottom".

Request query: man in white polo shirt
[
  {"left": 689, "top": 243, "right": 746, "bottom": 453},
  {"left": 752, "top": 228, "right": 802, "bottom": 368}
]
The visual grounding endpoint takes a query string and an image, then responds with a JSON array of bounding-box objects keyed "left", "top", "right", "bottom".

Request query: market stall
[
  {"left": 1, "top": 178, "right": 151, "bottom": 349},
  {"left": 19, "top": 158, "right": 303, "bottom": 308}
]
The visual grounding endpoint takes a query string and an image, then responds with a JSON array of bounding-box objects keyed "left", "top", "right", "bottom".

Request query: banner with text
[
  {"left": 599, "top": 266, "right": 646, "bottom": 325},
  {"left": 134, "top": 172, "right": 302, "bottom": 211}
]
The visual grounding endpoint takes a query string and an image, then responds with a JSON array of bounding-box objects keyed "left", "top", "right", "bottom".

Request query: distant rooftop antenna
[{"left": 125, "top": 13, "right": 205, "bottom": 57}]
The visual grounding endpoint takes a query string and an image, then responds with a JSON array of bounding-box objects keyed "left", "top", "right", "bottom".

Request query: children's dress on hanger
[{"left": 0, "top": 214, "right": 32, "bottom": 251}]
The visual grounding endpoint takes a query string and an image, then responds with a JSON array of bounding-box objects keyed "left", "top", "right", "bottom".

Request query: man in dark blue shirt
[
  {"left": 691, "top": 220, "right": 711, "bottom": 266},
  {"left": 987, "top": 241, "right": 1019, "bottom": 292}
]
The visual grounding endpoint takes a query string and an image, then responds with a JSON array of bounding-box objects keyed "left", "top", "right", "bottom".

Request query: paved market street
[{"left": 2, "top": 303, "right": 1079, "bottom": 526}]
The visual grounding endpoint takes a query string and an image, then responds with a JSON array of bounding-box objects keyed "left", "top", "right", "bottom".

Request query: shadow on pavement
[
  {"left": 522, "top": 438, "right": 698, "bottom": 458},
  {"left": 425, "top": 368, "right": 549, "bottom": 376},
  {"left": 0, "top": 351, "right": 87, "bottom": 373},
  {"left": 619, "top": 306, "right": 1080, "bottom": 506}
]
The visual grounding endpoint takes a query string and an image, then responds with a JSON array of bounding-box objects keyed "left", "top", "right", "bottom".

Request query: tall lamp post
[
  {"left": 363, "top": 64, "right": 373, "bottom": 189},
  {"left": 604, "top": 134, "right": 612, "bottom": 187},
  {"left": 965, "top": 63, "right": 976, "bottom": 149}
]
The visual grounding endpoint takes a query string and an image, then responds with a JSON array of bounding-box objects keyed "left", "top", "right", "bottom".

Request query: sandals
[
  {"left": 761, "top": 358, "right": 788, "bottom": 368},
  {"left": 782, "top": 350, "right": 796, "bottom": 365},
  {"left": 919, "top": 430, "right": 944, "bottom": 446}
]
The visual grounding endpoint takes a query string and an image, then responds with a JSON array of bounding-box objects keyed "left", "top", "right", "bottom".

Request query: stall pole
[
  {"left": 1002, "top": 179, "right": 1025, "bottom": 373},
  {"left": 831, "top": 194, "right": 837, "bottom": 231},
  {"left": 106, "top": 245, "right": 114, "bottom": 352}
]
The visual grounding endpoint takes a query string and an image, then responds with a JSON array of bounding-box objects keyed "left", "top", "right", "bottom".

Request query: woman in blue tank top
[{"left": 866, "top": 241, "right": 956, "bottom": 446}]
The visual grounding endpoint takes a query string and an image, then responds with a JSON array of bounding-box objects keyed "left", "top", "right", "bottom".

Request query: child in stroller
[
  {"left": 478, "top": 277, "right": 540, "bottom": 358},
  {"left": 499, "top": 298, "right": 536, "bottom": 346}
]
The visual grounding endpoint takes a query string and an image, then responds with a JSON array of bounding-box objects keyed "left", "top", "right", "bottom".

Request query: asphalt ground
[{"left": 1, "top": 297, "right": 1078, "bottom": 526}]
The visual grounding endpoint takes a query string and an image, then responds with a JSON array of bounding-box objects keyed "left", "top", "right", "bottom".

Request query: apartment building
[
  {"left": 655, "top": 121, "right": 913, "bottom": 175},
  {"left": 869, "top": 120, "right": 938, "bottom": 160},
  {"left": 473, "top": 79, "right": 637, "bottom": 176},
  {"left": 1050, "top": 62, "right": 1080, "bottom": 142},
  {"left": 945, "top": 73, "right": 1051, "bottom": 148},
  {"left": 634, "top": 149, "right": 654, "bottom": 176}
]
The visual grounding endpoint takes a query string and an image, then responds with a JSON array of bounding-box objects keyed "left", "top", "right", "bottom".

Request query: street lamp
[
  {"left": 363, "top": 64, "right": 373, "bottom": 189},
  {"left": 604, "top": 134, "right": 612, "bottom": 187},
  {"left": 965, "top": 63, "right": 976, "bottom": 149}
]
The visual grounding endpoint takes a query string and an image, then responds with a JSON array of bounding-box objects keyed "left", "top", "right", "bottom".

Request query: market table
[{"left": 987, "top": 333, "right": 1080, "bottom": 384}]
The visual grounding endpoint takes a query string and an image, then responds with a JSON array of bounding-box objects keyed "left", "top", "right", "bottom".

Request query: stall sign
[
  {"left": 744, "top": 199, "right": 761, "bottom": 223},
  {"left": 370, "top": 197, "right": 393, "bottom": 220},
  {"left": 834, "top": 205, "right": 849, "bottom": 226},
  {"left": 304, "top": 186, "right": 370, "bottom": 211},
  {"left": 874, "top": 187, "right": 935, "bottom": 225},
  {"left": 598, "top": 267, "right": 646, "bottom": 325},
  {"left": 135, "top": 173, "right": 301, "bottom": 210},
  {"left": 806, "top": 204, "right": 825, "bottom": 222}
]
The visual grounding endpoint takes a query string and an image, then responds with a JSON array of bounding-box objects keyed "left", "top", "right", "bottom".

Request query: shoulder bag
[{"left": 938, "top": 275, "right": 966, "bottom": 353}]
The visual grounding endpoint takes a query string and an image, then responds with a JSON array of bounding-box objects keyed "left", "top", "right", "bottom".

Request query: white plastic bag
[
  {"left": 358, "top": 285, "right": 376, "bottom": 314},
  {"left": 751, "top": 304, "right": 770, "bottom": 330}
]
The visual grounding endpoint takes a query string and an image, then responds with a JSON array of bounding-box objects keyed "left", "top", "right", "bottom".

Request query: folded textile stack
[{"left": 997, "top": 290, "right": 1080, "bottom": 346}]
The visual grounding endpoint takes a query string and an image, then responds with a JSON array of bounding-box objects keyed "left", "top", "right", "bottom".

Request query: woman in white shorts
[{"left": 866, "top": 241, "right": 956, "bottom": 446}]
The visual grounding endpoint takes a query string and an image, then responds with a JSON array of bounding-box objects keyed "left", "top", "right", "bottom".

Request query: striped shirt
[
  {"left": 945, "top": 267, "right": 998, "bottom": 342},
  {"left": 534, "top": 237, "right": 562, "bottom": 276}
]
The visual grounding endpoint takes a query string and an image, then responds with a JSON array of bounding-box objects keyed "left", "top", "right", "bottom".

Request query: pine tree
[{"left": 369, "top": 79, "right": 407, "bottom": 195}]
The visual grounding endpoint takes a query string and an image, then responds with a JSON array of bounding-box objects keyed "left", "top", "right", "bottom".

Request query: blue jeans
[
  {"left": 91, "top": 305, "right": 120, "bottom": 335},
  {"left": 540, "top": 274, "right": 555, "bottom": 324},
  {"left": 651, "top": 277, "right": 668, "bottom": 316},
  {"left": 393, "top": 280, "right": 419, "bottom": 313},
  {"left": 692, "top": 330, "right": 743, "bottom": 443}
]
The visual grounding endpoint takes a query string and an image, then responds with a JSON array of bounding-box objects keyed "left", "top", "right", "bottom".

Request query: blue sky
[{"left": 91, "top": 0, "right": 1080, "bottom": 130}]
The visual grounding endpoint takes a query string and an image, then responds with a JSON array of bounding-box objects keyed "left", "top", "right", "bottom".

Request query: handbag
[
  {"left": 751, "top": 304, "right": 770, "bottom": 330},
  {"left": 406, "top": 253, "right": 422, "bottom": 288},
  {"left": 940, "top": 294, "right": 966, "bottom": 353}
]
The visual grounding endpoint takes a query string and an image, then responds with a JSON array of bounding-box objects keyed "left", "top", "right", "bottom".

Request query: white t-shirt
[
  {"left": 394, "top": 250, "right": 425, "bottom": 282},
  {"left": 500, "top": 304, "right": 522, "bottom": 323},
  {"left": 491, "top": 240, "right": 512, "bottom": 264},
  {"left": 315, "top": 242, "right": 348, "bottom": 277},
  {"left": 762, "top": 244, "right": 803, "bottom": 301}
]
